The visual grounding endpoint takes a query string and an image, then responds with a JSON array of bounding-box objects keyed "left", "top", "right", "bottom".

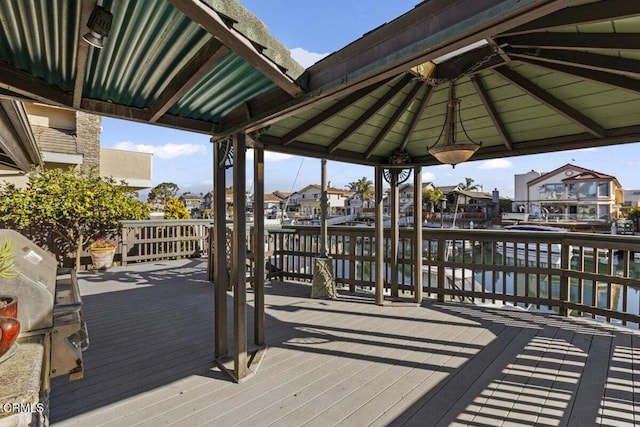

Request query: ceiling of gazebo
[
  {"left": 0, "top": 0, "right": 639, "bottom": 169},
  {"left": 224, "top": 0, "right": 640, "bottom": 167}
]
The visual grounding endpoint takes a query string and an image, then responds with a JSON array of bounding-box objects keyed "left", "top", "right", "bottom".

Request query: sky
[{"left": 99, "top": 1, "right": 640, "bottom": 200}]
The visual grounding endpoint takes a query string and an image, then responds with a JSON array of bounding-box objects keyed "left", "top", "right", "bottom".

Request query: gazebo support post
[
  {"left": 311, "top": 158, "right": 336, "bottom": 299},
  {"left": 390, "top": 170, "right": 399, "bottom": 299},
  {"left": 253, "top": 145, "right": 266, "bottom": 346},
  {"left": 413, "top": 166, "right": 423, "bottom": 303},
  {"left": 213, "top": 138, "right": 228, "bottom": 360},
  {"left": 375, "top": 166, "right": 384, "bottom": 305},
  {"left": 232, "top": 132, "right": 248, "bottom": 381}
]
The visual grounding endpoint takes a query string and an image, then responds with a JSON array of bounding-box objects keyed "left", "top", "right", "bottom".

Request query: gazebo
[{"left": 1, "top": 0, "right": 639, "bottom": 381}]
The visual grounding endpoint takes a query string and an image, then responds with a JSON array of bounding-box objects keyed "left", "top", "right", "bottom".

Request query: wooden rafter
[
  {"left": 470, "top": 75, "right": 513, "bottom": 150},
  {"left": 281, "top": 78, "right": 392, "bottom": 146},
  {"left": 434, "top": 46, "right": 505, "bottom": 81},
  {"left": 257, "top": 134, "right": 383, "bottom": 166},
  {"left": 327, "top": 74, "right": 413, "bottom": 154},
  {"left": 501, "top": 0, "right": 640, "bottom": 36},
  {"left": 493, "top": 66, "right": 606, "bottom": 139},
  {"left": 364, "top": 80, "right": 422, "bottom": 160},
  {"left": 516, "top": 57, "right": 640, "bottom": 95},
  {"left": 149, "top": 38, "right": 230, "bottom": 122},
  {"left": 509, "top": 49, "right": 640, "bottom": 78},
  {"left": 501, "top": 33, "right": 640, "bottom": 51},
  {"left": 80, "top": 98, "right": 214, "bottom": 134},
  {"left": 0, "top": 62, "right": 71, "bottom": 107},
  {"left": 399, "top": 84, "right": 432, "bottom": 152},
  {"left": 216, "top": 0, "right": 574, "bottom": 136},
  {"left": 169, "top": 0, "right": 302, "bottom": 97},
  {"left": 410, "top": 124, "right": 640, "bottom": 166},
  {"left": 72, "top": 0, "right": 96, "bottom": 109}
]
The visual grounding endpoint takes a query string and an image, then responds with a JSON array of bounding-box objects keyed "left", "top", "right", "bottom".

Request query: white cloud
[
  {"left": 290, "top": 47, "right": 330, "bottom": 68},
  {"left": 113, "top": 141, "right": 207, "bottom": 159},
  {"left": 246, "top": 149, "right": 294, "bottom": 162},
  {"left": 422, "top": 172, "right": 436, "bottom": 182},
  {"left": 478, "top": 159, "right": 513, "bottom": 170}
]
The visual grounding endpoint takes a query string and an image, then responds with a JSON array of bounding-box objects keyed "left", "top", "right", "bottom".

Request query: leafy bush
[
  {"left": 164, "top": 198, "right": 190, "bottom": 219},
  {"left": 0, "top": 167, "right": 149, "bottom": 269}
]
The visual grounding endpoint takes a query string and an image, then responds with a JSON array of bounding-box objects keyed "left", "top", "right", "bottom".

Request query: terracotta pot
[
  {"left": 0, "top": 316, "right": 20, "bottom": 359},
  {"left": 0, "top": 296, "right": 17, "bottom": 319},
  {"left": 90, "top": 247, "right": 116, "bottom": 270}
]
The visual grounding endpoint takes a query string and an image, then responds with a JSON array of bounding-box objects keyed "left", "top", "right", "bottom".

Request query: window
[
  {"left": 598, "top": 182, "right": 610, "bottom": 197},
  {"left": 578, "top": 182, "right": 596, "bottom": 198}
]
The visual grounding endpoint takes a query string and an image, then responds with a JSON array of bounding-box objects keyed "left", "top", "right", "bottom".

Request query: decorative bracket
[
  {"left": 216, "top": 138, "right": 233, "bottom": 170},
  {"left": 383, "top": 168, "right": 412, "bottom": 185}
]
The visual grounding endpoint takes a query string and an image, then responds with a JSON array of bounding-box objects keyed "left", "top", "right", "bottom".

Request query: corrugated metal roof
[
  {"left": 0, "top": 0, "right": 639, "bottom": 170},
  {"left": 0, "top": 0, "right": 302, "bottom": 131}
]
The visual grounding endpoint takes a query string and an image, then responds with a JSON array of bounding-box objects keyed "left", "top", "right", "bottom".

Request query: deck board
[{"left": 49, "top": 259, "right": 640, "bottom": 426}]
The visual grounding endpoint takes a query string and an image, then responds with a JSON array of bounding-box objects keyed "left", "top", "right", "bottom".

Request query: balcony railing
[
  {"left": 265, "top": 225, "right": 640, "bottom": 328},
  {"left": 120, "top": 219, "right": 212, "bottom": 264}
]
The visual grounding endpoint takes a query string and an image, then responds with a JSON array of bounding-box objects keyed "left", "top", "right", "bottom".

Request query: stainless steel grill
[{"left": 0, "top": 229, "right": 89, "bottom": 424}]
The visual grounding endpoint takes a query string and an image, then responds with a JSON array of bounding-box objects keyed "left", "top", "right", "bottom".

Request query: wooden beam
[
  {"left": 257, "top": 134, "right": 384, "bottom": 166},
  {"left": 501, "top": 1, "right": 640, "bottom": 36},
  {"left": 327, "top": 74, "right": 414, "bottom": 154},
  {"left": 216, "top": 0, "right": 574, "bottom": 136},
  {"left": 470, "top": 75, "right": 513, "bottom": 150},
  {"left": 303, "top": 0, "right": 572, "bottom": 92},
  {"left": 509, "top": 49, "right": 640, "bottom": 79},
  {"left": 364, "top": 80, "right": 422, "bottom": 160},
  {"left": 149, "top": 38, "right": 230, "bottom": 122},
  {"left": 493, "top": 66, "right": 606, "bottom": 138},
  {"left": 433, "top": 46, "right": 506, "bottom": 81},
  {"left": 79, "top": 97, "right": 215, "bottom": 133},
  {"left": 0, "top": 62, "right": 72, "bottom": 107},
  {"left": 399, "top": 84, "right": 432, "bottom": 152},
  {"left": 412, "top": 125, "right": 640, "bottom": 166},
  {"left": 169, "top": 0, "right": 302, "bottom": 97},
  {"left": 281, "top": 78, "right": 391, "bottom": 146},
  {"left": 516, "top": 57, "right": 640, "bottom": 95},
  {"left": 72, "top": 0, "right": 96, "bottom": 109},
  {"left": 501, "top": 33, "right": 640, "bottom": 51},
  {"left": 232, "top": 132, "right": 248, "bottom": 380}
]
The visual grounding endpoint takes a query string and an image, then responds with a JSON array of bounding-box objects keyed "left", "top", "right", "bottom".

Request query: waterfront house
[
  {"left": 287, "top": 184, "right": 352, "bottom": 217},
  {"left": 514, "top": 164, "right": 623, "bottom": 221}
]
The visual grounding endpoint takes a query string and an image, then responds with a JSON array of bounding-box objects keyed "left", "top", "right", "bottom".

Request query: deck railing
[
  {"left": 265, "top": 225, "right": 640, "bottom": 328},
  {"left": 120, "top": 219, "right": 212, "bottom": 264}
]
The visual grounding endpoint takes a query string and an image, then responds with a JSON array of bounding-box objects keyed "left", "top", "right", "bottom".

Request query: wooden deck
[{"left": 50, "top": 259, "right": 639, "bottom": 426}]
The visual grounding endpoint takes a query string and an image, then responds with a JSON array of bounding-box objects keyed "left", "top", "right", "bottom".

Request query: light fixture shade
[
  {"left": 427, "top": 83, "right": 481, "bottom": 168},
  {"left": 82, "top": 31, "right": 103, "bottom": 48},
  {"left": 82, "top": 5, "right": 112, "bottom": 49},
  {"left": 429, "top": 143, "right": 480, "bottom": 167}
]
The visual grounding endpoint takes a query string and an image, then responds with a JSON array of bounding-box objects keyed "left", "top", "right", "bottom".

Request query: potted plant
[
  {"left": 0, "top": 238, "right": 20, "bottom": 361},
  {"left": 0, "top": 238, "right": 19, "bottom": 317},
  {"left": 89, "top": 237, "right": 117, "bottom": 270}
]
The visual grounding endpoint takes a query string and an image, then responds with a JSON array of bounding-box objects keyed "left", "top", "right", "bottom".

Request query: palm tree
[
  {"left": 347, "top": 177, "right": 374, "bottom": 203},
  {"left": 458, "top": 177, "right": 479, "bottom": 191}
]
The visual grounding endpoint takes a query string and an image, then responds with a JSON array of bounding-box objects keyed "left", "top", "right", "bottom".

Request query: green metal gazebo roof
[{"left": 0, "top": 0, "right": 639, "bottom": 170}]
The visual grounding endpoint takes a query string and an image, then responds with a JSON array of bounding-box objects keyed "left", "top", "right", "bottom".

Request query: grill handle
[{"left": 53, "top": 268, "right": 83, "bottom": 318}]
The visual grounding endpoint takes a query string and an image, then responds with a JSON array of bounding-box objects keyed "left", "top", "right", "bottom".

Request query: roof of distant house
[{"left": 527, "top": 163, "right": 617, "bottom": 186}]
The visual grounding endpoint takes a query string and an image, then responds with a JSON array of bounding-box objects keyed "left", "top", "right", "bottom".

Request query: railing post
[
  {"left": 559, "top": 237, "right": 570, "bottom": 316},
  {"left": 437, "top": 237, "right": 445, "bottom": 303}
]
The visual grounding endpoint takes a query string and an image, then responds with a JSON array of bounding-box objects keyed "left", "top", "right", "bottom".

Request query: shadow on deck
[{"left": 50, "top": 259, "right": 639, "bottom": 426}]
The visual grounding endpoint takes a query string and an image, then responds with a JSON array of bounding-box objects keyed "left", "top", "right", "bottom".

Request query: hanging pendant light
[{"left": 428, "top": 83, "right": 481, "bottom": 168}]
